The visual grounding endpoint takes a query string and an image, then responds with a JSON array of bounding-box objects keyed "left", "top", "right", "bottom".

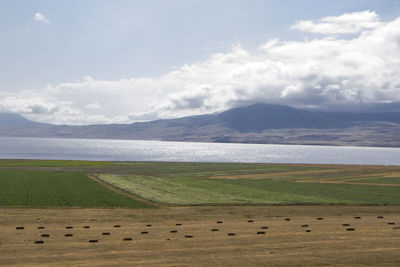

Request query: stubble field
[{"left": 1, "top": 206, "right": 400, "bottom": 266}]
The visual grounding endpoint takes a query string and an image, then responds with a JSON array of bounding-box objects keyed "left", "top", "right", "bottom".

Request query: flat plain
[
  {"left": 1, "top": 159, "right": 400, "bottom": 266},
  {"left": 1, "top": 206, "right": 400, "bottom": 266}
]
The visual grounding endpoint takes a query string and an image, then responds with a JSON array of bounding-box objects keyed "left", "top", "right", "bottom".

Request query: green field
[
  {"left": 1, "top": 159, "right": 400, "bottom": 207},
  {"left": 0, "top": 169, "right": 151, "bottom": 208},
  {"left": 98, "top": 173, "right": 400, "bottom": 205}
]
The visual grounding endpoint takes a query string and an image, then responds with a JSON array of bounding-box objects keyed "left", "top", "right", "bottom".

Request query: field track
[{"left": 1, "top": 206, "right": 400, "bottom": 266}]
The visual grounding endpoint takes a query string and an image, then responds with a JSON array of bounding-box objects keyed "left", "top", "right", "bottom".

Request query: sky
[{"left": 1, "top": 0, "right": 400, "bottom": 125}]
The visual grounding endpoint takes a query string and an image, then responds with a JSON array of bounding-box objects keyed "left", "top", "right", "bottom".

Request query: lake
[{"left": 0, "top": 137, "right": 399, "bottom": 165}]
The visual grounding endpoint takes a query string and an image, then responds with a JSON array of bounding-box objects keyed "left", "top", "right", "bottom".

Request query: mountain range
[{"left": 1, "top": 103, "right": 400, "bottom": 147}]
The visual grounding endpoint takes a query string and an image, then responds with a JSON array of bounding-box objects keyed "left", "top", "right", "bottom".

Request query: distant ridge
[
  {"left": 1, "top": 103, "right": 400, "bottom": 147},
  {"left": 215, "top": 103, "right": 400, "bottom": 131}
]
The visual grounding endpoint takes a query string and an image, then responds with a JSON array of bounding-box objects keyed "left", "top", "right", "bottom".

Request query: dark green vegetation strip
[
  {"left": 0, "top": 169, "right": 151, "bottom": 208},
  {"left": 0, "top": 159, "right": 319, "bottom": 175},
  {"left": 0, "top": 159, "right": 112, "bottom": 167}
]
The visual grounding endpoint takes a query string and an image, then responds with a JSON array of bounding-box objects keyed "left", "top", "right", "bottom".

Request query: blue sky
[{"left": 1, "top": 0, "right": 400, "bottom": 124}]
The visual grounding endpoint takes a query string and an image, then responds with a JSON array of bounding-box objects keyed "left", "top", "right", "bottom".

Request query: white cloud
[
  {"left": 34, "top": 13, "right": 50, "bottom": 24},
  {"left": 0, "top": 96, "right": 58, "bottom": 114},
  {"left": 4, "top": 10, "right": 400, "bottom": 125},
  {"left": 291, "top": 10, "right": 381, "bottom": 34}
]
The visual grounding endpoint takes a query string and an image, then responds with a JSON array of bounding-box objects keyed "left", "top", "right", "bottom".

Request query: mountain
[
  {"left": 0, "top": 113, "right": 46, "bottom": 127},
  {"left": 1, "top": 103, "right": 400, "bottom": 147}
]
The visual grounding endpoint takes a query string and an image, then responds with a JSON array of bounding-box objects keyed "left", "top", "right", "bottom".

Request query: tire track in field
[
  {"left": 210, "top": 169, "right": 341, "bottom": 179},
  {"left": 296, "top": 180, "right": 400, "bottom": 187}
]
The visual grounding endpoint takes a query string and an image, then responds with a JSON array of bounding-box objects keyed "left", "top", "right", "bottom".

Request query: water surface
[{"left": 0, "top": 137, "right": 399, "bottom": 165}]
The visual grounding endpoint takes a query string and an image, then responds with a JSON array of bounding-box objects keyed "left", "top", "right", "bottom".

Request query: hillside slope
[{"left": 1, "top": 104, "right": 400, "bottom": 147}]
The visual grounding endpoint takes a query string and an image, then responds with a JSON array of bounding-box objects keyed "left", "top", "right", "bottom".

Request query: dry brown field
[{"left": 1, "top": 206, "right": 400, "bottom": 266}]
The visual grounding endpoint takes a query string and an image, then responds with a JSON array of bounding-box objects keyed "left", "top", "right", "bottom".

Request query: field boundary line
[{"left": 87, "top": 175, "right": 163, "bottom": 207}]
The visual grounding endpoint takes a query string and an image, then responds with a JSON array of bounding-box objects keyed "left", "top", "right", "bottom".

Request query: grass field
[
  {"left": 0, "top": 169, "right": 151, "bottom": 208},
  {"left": 1, "top": 159, "right": 400, "bottom": 207},
  {"left": 98, "top": 173, "right": 400, "bottom": 205},
  {"left": 94, "top": 162, "right": 400, "bottom": 205}
]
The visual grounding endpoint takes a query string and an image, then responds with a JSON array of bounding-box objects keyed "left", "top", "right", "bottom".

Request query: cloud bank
[{"left": 4, "top": 10, "right": 400, "bottom": 125}]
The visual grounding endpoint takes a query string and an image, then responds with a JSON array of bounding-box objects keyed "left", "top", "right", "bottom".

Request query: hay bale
[
  {"left": 170, "top": 230, "right": 178, "bottom": 233},
  {"left": 306, "top": 229, "right": 311, "bottom": 233},
  {"left": 102, "top": 232, "right": 110, "bottom": 235},
  {"left": 113, "top": 225, "right": 121, "bottom": 228},
  {"left": 301, "top": 224, "right": 309, "bottom": 227},
  {"left": 65, "top": 226, "right": 73, "bottom": 229},
  {"left": 146, "top": 224, "right": 152, "bottom": 227},
  {"left": 34, "top": 240, "right": 44, "bottom": 244},
  {"left": 83, "top": 226, "right": 90, "bottom": 229},
  {"left": 37, "top": 226, "right": 45, "bottom": 229},
  {"left": 346, "top": 228, "right": 355, "bottom": 231},
  {"left": 248, "top": 220, "right": 254, "bottom": 223},
  {"left": 64, "top": 233, "right": 73, "bottom": 237},
  {"left": 16, "top": 227, "right": 24, "bottom": 230},
  {"left": 387, "top": 222, "right": 396, "bottom": 225},
  {"left": 217, "top": 221, "right": 223, "bottom": 224},
  {"left": 89, "top": 239, "right": 98, "bottom": 243},
  {"left": 342, "top": 224, "right": 350, "bottom": 226},
  {"left": 211, "top": 229, "right": 219, "bottom": 232},
  {"left": 317, "top": 218, "right": 323, "bottom": 220},
  {"left": 123, "top": 237, "right": 132, "bottom": 241},
  {"left": 257, "top": 231, "right": 265, "bottom": 235},
  {"left": 41, "top": 234, "right": 50, "bottom": 237},
  {"left": 377, "top": 216, "right": 384, "bottom": 219},
  {"left": 227, "top": 233, "right": 236, "bottom": 236},
  {"left": 285, "top": 218, "right": 290, "bottom": 221},
  {"left": 354, "top": 216, "right": 361, "bottom": 219},
  {"left": 184, "top": 235, "right": 193, "bottom": 238},
  {"left": 176, "top": 223, "right": 182, "bottom": 226},
  {"left": 141, "top": 231, "right": 149, "bottom": 234},
  {"left": 261, "top": 226, "right": 268, "bottom": 229}
]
